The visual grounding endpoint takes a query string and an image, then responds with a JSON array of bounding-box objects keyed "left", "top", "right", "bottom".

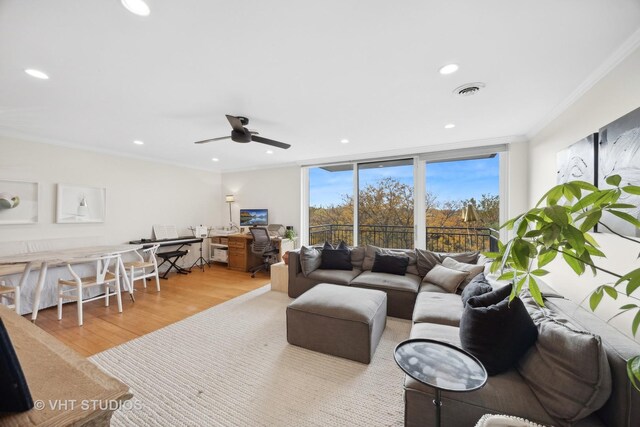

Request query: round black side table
[{"left": 394, "top": 338, "right": 488, "bottom": 427}]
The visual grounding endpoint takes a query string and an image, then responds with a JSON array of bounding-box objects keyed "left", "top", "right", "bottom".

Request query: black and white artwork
[
  {"left": 598, "top": 106, "right": 640, "bottom": 237},
  {"left": 556, "top": 134, "right": 598, "bottom": 185}
]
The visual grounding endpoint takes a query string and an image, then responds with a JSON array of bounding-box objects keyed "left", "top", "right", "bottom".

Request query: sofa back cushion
[
  {"left": 350, "top": 246, "right": 366, "bottom": 270},
  {"left": 518, "top": 292, "right": 612, "bottom": 426},
  {"left": 362, "top": 245, "right": 419, "bottom": 276},
  {"left": 299, "top": 246, "right": 322, "bottom": 276},
  {"left": 415, "top": 249, "right": 480, "bottom": 277}
]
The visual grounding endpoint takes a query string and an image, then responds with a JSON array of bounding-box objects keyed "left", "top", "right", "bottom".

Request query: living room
[{"left": 1, "top": 1, "right": 640, "bottom": 426}]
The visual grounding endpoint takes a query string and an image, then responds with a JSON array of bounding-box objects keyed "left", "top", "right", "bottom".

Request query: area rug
[{"left": 90, "top": 286, "right": 412, "bottom": 426}]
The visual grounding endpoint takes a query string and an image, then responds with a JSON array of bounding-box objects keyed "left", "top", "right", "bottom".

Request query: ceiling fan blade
[
  {"left": 226, "top": 115, "right": 246, "bottom": 133},
  {"left": 194, "top": 136, "right": 231, "bottom": 144},
  {"left": 252, "top": 135, "right": 291, "bottom": 149}
]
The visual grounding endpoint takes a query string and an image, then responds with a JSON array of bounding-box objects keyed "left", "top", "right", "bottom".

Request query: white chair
[
  {"left": 123, "top": 244, "right": 160, "bottom": 294},
  {"left": 57, "top": 254, "right": 123, "bottom": 326},
  {"left": 0, "top": 280, "right": 20, "bottom": 313}
]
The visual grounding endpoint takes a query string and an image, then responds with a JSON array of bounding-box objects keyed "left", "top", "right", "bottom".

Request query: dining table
[{"left": 0, "top": 244, "right": 142, "bottom": 322}]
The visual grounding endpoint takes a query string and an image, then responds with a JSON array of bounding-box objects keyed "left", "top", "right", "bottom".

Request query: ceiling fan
[{"left": 193, "top": 115, "right": 291, "bottom": 149}]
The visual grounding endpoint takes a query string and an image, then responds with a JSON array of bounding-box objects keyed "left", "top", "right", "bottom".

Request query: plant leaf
[
  {"left": 528, "top": 276, "right": 545, "bottom": 306},
  {"left": 622, "top": 185, "right": 640, "bottom": 195},
  {"left": 563, "top": 251, "right": 585, "bottom": 275},
  {"left": 633, "top": 311, "right": 640, "bottom": 337},
  {"left": 606, "top": 174, "right": 622, "bottom": 187},
  {"left": 544, "top": 205, "right": 568, "bottom": 226},
  {"left": 603, "top": 285, "right": 618, "bottom": 300},
  {"left": 537, "top": 249, "right": 557, "bottom": 268},
  {"left": 530, "top": 269, "right": 549, "bottom": 276},
  {"left": 627, "top": 356, "right": 640, "bottom": 392},
  {"left": 579, "top": 211, "right": 601, "bottom": 232},
  {"left": 608, "top": 210, "right": 640, "bottom": 228},
  {"left": 571, "top": 180, "right": 598, "bottom": 191},
  {"left": 590, "top": 288, "right": 603, "bottom": 311}
]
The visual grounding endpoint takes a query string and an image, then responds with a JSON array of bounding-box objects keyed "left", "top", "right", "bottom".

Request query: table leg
[
  {"left": 16, "top": 262, "right": 34, "bottom": 315},
  {"left": 31, "top": 261, "right": 48, "bottom": 322},
  {"left": 433, "top": 388, "right": 442, "bottom": 427},
  {"left": 117, "top": 256, "right": 135, "bottom": 303}
]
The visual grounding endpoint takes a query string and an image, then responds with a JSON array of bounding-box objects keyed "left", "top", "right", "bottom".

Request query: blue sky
[{"left": 309, "top": 157, "right": 499, "bottom": 207}]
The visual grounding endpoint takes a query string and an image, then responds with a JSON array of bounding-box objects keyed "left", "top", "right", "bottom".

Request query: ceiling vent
[{"left": 454, "top": 82, "right": 485, "bottom": 97}]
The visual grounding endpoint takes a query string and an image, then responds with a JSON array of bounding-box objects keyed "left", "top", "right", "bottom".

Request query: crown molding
[{"left": 526, "top": 27, "right": 640, "bottom": 140}]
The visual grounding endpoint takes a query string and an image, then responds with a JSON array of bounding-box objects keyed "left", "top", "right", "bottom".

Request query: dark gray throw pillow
[
  {"left": 371, "top": 253, "right": 409, "bottom": 275},
  {"left": 459, "top": 283, "right": 538, "bottom": 375},
  {"left": 460, "top": 273, "right": 493, "bottom": 307},
  {"left": 319, "top": 241, "right": 352, "bottom": 270}
]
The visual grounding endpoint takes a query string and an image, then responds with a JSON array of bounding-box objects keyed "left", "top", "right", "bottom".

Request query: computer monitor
[{"left": 240, "top": 209, "right": 268, "bottom": 227}]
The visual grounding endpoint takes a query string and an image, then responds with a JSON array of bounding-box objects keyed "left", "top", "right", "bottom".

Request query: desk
[
  {"left": 0, "top": 245, "right": 141, "bottom": 322},
  {"left": 221, "top": 234, "right": 295, "bottom": 272},
  {"left": 0, "top": 305, "right": 131, "bottom": 426}
]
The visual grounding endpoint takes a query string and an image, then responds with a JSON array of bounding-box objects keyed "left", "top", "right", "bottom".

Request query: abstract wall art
[
  {"left": 0, "top": 180, "right": 38, "bottom": 225},
  {"left": 56, "top": 184, "right": 106, "bottom": 224},
  {"left": 598, "top": 106, "right": 640, "bottom": 237},
  {"left": 556, "top": 134, "right": 598, "bottom": 185}
]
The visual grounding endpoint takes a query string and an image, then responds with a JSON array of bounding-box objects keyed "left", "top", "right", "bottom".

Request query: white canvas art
[
  {"left": 56, "top": 184, "right": 106, "bottom": 223},
  {"left": 0, "top": 180, "right": 38, "bottom": 224},
  {"left": 556, "top": 134, "right": 597, "bottom": 185},
  {"left": 599, "top": 106, "right": 640, "bottom": 237}
]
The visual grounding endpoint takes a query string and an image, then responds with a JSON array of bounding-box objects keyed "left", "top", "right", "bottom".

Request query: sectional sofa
[{"left": 287, "top": 246, "right": 640, "bottom": 426}]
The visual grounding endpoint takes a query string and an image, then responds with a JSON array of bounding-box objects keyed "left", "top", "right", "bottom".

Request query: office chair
[{"left": 249, "top": 227, "right": 279, "bottom": 278}]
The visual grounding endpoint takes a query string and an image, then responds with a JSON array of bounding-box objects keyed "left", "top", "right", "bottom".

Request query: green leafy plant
[
  {"left": 485, "top": 175, "right": 640, "bottom": 390},
  {"left": 284, "top": 228, "right": 297, "bottom": 240}
]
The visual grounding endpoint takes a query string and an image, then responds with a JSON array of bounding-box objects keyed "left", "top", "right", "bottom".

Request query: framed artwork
[
  {"left": 598, "top": 106, "right": 640, "bottom": 237},
  {"left": 0, "top": 180, "right": 38, "bottom": 225},
  {"left": 56, "top": 184, "right": 106, "bottom": 223},
  {"left": 556, "top": 134, "right": 598, "bottom": 185}
]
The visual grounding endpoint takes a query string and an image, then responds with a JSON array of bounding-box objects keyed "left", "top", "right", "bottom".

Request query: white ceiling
[{"left": 1, "top": 0, "right": 640, "bottom": 172}]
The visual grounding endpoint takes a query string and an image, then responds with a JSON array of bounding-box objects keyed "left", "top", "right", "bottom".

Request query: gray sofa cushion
[
  {"left": 299, "top": 246, "right": 322, "bottom": 276},
  {"left": 442, "top": 257, "right": 484, "bottom": 289},
  {"left": 422, "top": 264, "right": 468, "bottom": 293},
  {"left": 419, "top": 283, "right": 448, "bottom": 293},
  {"left": 415, "top": 248, "right": 441, "bottom": 277},
  {"left": 307, "top": 268, "right": 361, "bottom": 285},
  {"left": 412, "top": 291, "right": 463, "bottom": 326},
  {"left": 350, "top": 246, "right": 365, "bottom": 270},
  {"left": 518, "top": 293, "right": 612, "bottom": 426},
  {"left": 362, "top": 245, "right": 419, "bottom": 276},
  {"left": 350, "top": 271, "right": 421, "bottom": 293}
]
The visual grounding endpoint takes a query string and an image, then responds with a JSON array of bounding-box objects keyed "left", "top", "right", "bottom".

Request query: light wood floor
[{"left": 30, "top": 264, "right": 271, "bottom": 357}]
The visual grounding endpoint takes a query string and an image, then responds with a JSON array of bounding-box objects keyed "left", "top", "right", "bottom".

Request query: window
[{"left": 308, "top": 164, "right": 354, "bottom": 246}]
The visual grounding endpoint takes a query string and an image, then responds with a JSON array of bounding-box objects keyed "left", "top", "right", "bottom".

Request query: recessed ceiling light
[
  {"left": 133, "top": 140, "right": 144, "bottom": 145},
  {"left": 266, "top": 150, "right": 274, "bottom": 155},
  {"left": 444, "top": 123, "right": 456, "bottom": 129},
  {"left": 439, "top": 64, "right": 459, "bottom": 75},
  {"left": 24, "top": 69, "right": 49, "bottom": 80},
  {"left": 121, "top": 0, "right": 150, "bottom": 16},
  {"left": 340, "top": 139, "right": 350, "bottom": 144},
  {"left": 211, "top": 157, "right": 219, "bottom": 162}
]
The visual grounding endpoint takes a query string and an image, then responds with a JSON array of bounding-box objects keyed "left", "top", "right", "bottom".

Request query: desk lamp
[{"left": 225, "top": 195, "right": 238, "bottom": 231}]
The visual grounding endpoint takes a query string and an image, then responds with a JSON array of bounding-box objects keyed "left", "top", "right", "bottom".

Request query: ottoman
[{"left": 286, "top": 283, "right": 387, "bottom": 364}]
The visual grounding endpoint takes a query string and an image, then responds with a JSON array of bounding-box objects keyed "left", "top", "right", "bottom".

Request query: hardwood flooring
[{"left": 31, "top": 264, "right": 271, "bottom": 357}]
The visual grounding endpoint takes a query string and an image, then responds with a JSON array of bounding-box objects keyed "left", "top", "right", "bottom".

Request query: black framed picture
[
  {"left": 598, "top": 106, "right": 640, "bottom": 237},
  {"left": 556, "top": 133, "right": 598, "bottom": 185}
]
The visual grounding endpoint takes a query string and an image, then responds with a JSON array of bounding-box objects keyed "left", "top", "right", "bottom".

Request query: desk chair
[
  {"left": 0, "top": 281, "right": 20, "bottom": 313},
  {"left": 57, "top": 254, "right": 123, "bottom": 326},
  {"left": 123, "top": 244, "right": 160, "bottom": 294},
  {"left": 249, "top": 227, "right": 279, "bottom": 278}
]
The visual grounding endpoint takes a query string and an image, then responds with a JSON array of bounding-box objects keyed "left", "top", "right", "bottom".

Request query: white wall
[
  {"left": 0, "top": 137, "right": 222, "bottom": 254},
  {"left": 221, "top": 166, "right": 301, "bottom": 233},
  {"left": 529, "top": 45, "right": 640, "bottom": 338}
]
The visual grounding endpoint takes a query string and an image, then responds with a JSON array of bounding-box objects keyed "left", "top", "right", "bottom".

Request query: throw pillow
[
  {"left": 442, "top": 257, "right": 484, "bottom": 290},
  {"left": 415, "top": 248, "right": 441, "bottom": 277},
  {"left": 299, "top": 246, "right": 322, "bottom": 276},
  {"left": 460, "top": 273, "right": 493, "bottom": 307},
  {"left": 422, "top": 264, "right": 469, "bottom": 293},
  {"left": 319, "top": 241, "right": 352, "bottom": 270},
  {"left": 459, "top": 284, "right": 538, "bottom": 375},
  {"left": 517, "top": 299, "right": 612, "bottom": 425},
  {"left": 363, "top": 245, "right": 419, "bottom": 275},
  {"left": 371, "top": 253, "right": 409, "bottom": 275},
  {"left": 448, "top": 251, "right": 480, "bottom": 264}
]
